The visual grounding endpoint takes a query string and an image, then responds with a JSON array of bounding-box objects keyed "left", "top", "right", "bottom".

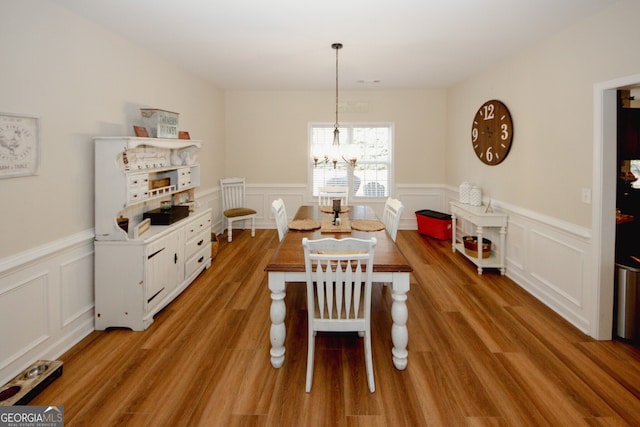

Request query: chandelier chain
[
  {"left": 313, "top": 42, "right": 356, "bottom": 169},
  {"left": 335, "top": 43, "right": 340, "bottom": 129}
]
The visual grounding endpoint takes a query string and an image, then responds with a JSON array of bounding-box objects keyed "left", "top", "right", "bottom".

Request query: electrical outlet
[{"left": 581, "top": 188, "right": 591, "bottom": 204}]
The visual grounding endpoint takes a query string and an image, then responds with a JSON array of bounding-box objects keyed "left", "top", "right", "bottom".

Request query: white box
[{"left": 140, "top": 109, "right": 179, "bottom": 139}]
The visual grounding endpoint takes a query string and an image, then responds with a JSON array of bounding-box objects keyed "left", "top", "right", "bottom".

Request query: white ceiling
[{"left": 53, "top": 0, "right": 618, "bottom": 90}]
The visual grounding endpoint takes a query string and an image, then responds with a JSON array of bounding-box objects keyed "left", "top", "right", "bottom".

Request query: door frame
[{"left": 593, "top": 73, "right": 640, "bottom": 339}]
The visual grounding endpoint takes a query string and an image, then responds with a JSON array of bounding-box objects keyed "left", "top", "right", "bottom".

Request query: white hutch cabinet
[{"left": 94, "top": 137, "right": 211, "bottom": 331}]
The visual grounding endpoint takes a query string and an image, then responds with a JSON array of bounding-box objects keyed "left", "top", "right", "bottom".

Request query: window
[{"left": 309, "top": 123, "right": 393, "bottom": 198}]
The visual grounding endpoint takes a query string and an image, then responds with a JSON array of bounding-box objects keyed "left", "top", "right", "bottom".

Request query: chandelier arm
[{"left": 342, "top": 155, "right": 357, "bottom": 168}]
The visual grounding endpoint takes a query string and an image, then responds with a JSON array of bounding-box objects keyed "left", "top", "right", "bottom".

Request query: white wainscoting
[
  {"left": 496, "top": 200, "right": 593, "bottom": 334},
  {"left": 225, "top": 183, "right": 451, "bottom": 235},
  {"left": 0, "top": 230, "right": 95, "bottom": 386},
  {"left": 0, "top": 183, "right": 597, "bottom": 386}
]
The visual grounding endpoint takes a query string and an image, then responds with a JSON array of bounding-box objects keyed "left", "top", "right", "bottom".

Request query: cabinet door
[{"left": 145, "top": 233, "right": 180, "bottom": 311}]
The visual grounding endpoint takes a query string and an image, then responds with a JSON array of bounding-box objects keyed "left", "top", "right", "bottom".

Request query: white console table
[{"left": 450, "top": 201, "right": 508, "bottom": 275}]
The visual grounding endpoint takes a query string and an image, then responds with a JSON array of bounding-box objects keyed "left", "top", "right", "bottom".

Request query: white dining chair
[
  {"left": 382, "top": 197, "right": 404, "bottom": 242},
  {"left": 271, "top": 198, "right": 288, "bottom": 242},
  {"left": 220, "top": 177, "right": 256, "bottom": 242},
  {"left": 302, "top": 236, "right": 377, "bottom": 393},
  {"left": 318, "top": 186, "right": 348, "bottom": 207}
]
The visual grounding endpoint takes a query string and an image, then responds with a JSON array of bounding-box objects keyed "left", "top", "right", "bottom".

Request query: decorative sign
[
  {"left": 133, "top": 125, "right": 149, "bottom": 137},
  {"left": 0, "top": 113, "right": 40, "bottom": 178}
]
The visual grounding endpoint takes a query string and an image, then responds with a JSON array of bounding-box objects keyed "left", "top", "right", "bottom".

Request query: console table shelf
[{"left": 450, "top": 201, "right": 508, "bottom": 275}]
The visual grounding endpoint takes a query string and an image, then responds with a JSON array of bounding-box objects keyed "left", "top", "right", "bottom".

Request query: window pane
[{"left": 310, "top": 123, "right": 392, "bottom": 198}]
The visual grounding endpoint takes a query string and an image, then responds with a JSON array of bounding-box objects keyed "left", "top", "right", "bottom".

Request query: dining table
[{"left": 265, "top": 204, "right": 413, "bottom": 370}]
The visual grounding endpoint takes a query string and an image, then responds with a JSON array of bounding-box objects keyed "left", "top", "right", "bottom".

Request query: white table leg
[
  {"left": 451, "top": 212, "right": 457, "bottom": 253},
  {"left": 390, "top": 272, "right": 410, "bottom": 370},
  {"left": 268, "top": 272, "right": 286, "bottom": 368},
  {"left": 476, "top": 225, "right": 484, "bottom": 275},
  {"left": 499, "top": 225, "right": 507, "bottom": 275}
]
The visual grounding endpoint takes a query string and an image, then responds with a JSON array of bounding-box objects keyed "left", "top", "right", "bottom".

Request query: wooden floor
[{"left": 31, "top": 229, "right": 640, "bottom": 426}]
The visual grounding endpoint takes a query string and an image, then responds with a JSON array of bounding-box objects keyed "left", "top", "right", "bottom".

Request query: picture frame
[{"left": 0, "top": 113, "right": 40, "bottom": 179}]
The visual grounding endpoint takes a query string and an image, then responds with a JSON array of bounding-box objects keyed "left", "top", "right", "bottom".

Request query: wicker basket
[{"left": 463, "top": 236, "right": 491, "bottom": 259}]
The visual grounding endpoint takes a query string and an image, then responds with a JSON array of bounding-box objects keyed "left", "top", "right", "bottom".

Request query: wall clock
[{"left": 471, "top": 100, "right": 513, "bottom": 165}]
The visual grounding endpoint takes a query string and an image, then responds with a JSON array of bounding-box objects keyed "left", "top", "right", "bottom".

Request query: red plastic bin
[{"left": 415, "top": 209, "right": 452, "bottom": 240}]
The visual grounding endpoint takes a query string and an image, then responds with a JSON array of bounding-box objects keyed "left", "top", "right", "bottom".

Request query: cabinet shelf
[
  {"left": 94, "top": 136, "right": 201, "bottom": 150},
  {"left": 95, "top": 137, "right": 201, "bottom": 240}
]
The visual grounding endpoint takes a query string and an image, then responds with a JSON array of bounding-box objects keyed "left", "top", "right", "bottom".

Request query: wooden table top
[{"left": 265, "top": 205, "right": 413, "bottom": 273}]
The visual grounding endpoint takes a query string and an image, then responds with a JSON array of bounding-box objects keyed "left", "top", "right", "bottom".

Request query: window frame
[{"left": 308, "top": 122, "right": 394, "bottom": 201}]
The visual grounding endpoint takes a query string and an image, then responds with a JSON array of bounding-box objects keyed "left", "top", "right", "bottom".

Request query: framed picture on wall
[{"left": 0, "top": 113, "right": 40, "bottom": 178}]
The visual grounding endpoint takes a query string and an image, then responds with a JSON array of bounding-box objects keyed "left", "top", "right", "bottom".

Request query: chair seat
[{"left": 224, "top": 207, "right": 257, "bottom": 217}]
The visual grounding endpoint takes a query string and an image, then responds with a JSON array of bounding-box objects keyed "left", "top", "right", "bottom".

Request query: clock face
[{"left": 471, "top": 100, "right": 513, "bottom": 165}]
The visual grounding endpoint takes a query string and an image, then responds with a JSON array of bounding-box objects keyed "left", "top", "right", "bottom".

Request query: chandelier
[{"left": 313, "top": 43, "right": 357, "bottom": 169}]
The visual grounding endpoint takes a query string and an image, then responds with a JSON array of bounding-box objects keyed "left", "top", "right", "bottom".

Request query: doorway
[{"left": 594, "top": 73, "right": 640, "bottom": 340}]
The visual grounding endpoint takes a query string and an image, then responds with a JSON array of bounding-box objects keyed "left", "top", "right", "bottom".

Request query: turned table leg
[
  {"left": 391, "top": 272, "right": 410, "bottom": 370},
  {"left": 269, "top": 272, "right": 286, "bottom": 368}
]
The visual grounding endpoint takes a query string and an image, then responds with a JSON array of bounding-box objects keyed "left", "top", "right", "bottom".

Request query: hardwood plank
[
  {"left": 496, "top": 352, "right": 592, "bottom": 425},
  {"left": 436, "top": 311, "right": 547, "bottom": 426},
  {"left": 577, "top": 340, "right": 640, "bottom": 399}
]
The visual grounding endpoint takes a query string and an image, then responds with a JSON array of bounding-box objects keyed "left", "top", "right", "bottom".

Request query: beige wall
[
  {"left": 0, "top": 1, "right": 224, "bottom": 258},
  {"left": 224, "top": 89, "right": 447, "bottom": 185},
  {"left": 3, "top": 0, "right": 640, "bottom": 260},
  {"left": 446, "top": 0, "right": 640, "bottom": 228}
]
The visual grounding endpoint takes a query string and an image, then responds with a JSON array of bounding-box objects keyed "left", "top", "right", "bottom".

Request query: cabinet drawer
[
  {"left": 184, "top": 213, "right": 212, "bottom": 240},
  {"left": 185, "top": 245, "right": 210, "bottom": 278},
  {"left": 186, "top": 230, "right": 210, "bottom": 260},
  {"left": 127, "top": 173, "right": 150, "bottom": 203},
  {"left": 127, "top": 188, "right": 149, "bottom": 204},
  {"left": 178, "top": 168, "right": 192, "bottom": 189},
  {"left": 127, "top": 173, "right": 149, "bottom": 188}
]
